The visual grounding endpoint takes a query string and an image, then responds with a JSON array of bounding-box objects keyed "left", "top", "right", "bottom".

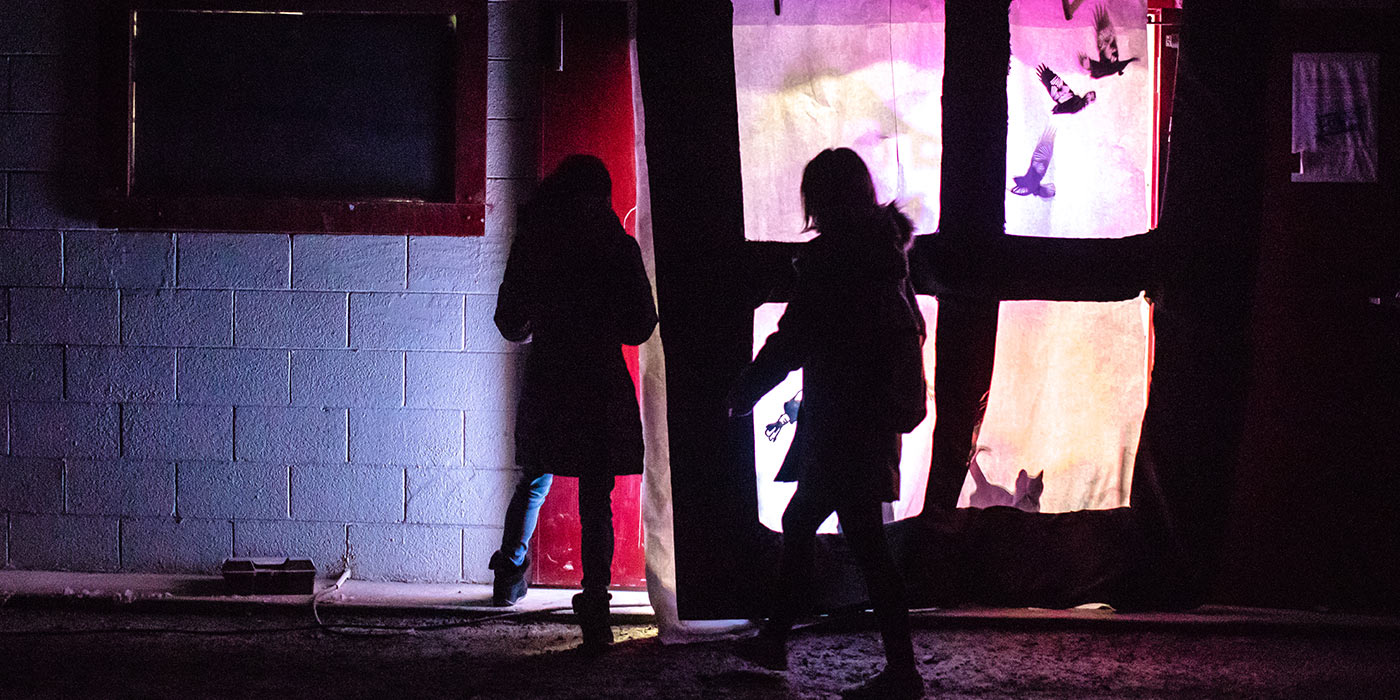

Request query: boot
[
  {"left": 488, "top": 551, "right": 529, "bottom": 607},
  {"left": 572, "top": 591, "right": 613, "bottom": 655}
]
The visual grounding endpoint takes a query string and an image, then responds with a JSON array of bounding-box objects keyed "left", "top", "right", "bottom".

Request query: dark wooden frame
[{"left": 99, "top": 0, "right": 488, "bottom": 235}]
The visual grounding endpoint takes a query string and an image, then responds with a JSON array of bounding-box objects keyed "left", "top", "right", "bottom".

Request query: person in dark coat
[
  {"left": 727, "top": 148, "right": 926, "bottom": 700},
  {"left": 489, "top": 154, "right": 658, "bottom": 653}
]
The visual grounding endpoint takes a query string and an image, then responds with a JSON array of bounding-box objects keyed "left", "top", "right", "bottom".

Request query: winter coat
[
  {"left": 731, "top": 205, "right": 925, "bottom": 503},
  {"left": 494, "top": 197, "right": 658, "bottom": 478}
]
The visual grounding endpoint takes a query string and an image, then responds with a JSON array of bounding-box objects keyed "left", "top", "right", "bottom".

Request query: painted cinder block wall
[{"left": 0, "top": 0, "right": 546, "bottom": 582}]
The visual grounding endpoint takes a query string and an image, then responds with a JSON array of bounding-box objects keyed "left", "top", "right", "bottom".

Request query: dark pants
[
  {"left": 772, "top": 479, "right": 915, "bottom": 670},
  {"left": 578, "top": 474, "right": 616, "bottom": 596}
]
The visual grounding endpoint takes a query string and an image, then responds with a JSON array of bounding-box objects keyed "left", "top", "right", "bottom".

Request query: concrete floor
[
  {"left": 2, "top": 571, "right": 1398, "bottom": 699},
  {"left": 0, "top": 569, "right": 655, "bottom": 621}
]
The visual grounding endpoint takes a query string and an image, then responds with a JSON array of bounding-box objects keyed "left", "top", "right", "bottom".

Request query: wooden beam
[{"left": 922, "top": 0, "right": 1010, "bottom": 512}]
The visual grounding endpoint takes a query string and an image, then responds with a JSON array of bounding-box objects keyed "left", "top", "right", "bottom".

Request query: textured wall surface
[{"left": 0, "top": 0, "right": 542, "bottom": 582}]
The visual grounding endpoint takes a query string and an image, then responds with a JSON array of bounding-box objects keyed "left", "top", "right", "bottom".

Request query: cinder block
[
  {"left": 9, "top": 401, "right": 119, "bottom": 459},
  {"left": 292, "top": 235, "right": 407, "bottom": 291},
  {"left": 291, "top": 349, "right": 403, "bottom": 408},
  {"left": 235, "top": 406, "right": 346, "bottom": 463},
  {"left": 0, "top": 229, "right": 61, "bottom": 286},
  {"left": 0, "top": 113, "right": 57, "bottom": 170},
  {"left": 7, "top": 54, "right": 61, "bottom": 113},
  {"left": 486, "top": 59, "right": 539, "bottom": 119},
  {"left": 177, "top": 461, "right": 288, "bottom": 520},
  {"left": 487, "top": 0, "right": 539, "bottom": 60},
  {"left": 9, "top": 288, "right": 117, "bottom": 345},
  {"left": 178, "top": 233, "right": 290, "bottom": 290},
  {"left": 122, "top": 403, "right": 232, "bottom": 461},
  {"left": 233, "top": 520, "right": 348, "bottom": 572},
  {"left": 406, "top": 467, "right": 513, "bottom": 526},
  {"left": 66, "top": 460, "right": 174, "bottom": 518},
  {"left": 349, "top": 408, "right": 463, "bottom": 467},
  {"left": 121, "top": 517, "right": 232, "bottom": 574},
  {"left": 63, "top": 231, "right": 175, "bottom": 289},
  {"left": 462, "top": 526, "right": 503, "bottom": 583},
  {"left": 485, "top": 178, "right": 531, "bottom": 239},
  {"left": 235, "top": 290, "right": 347, "bottom": 349},
  {"left": 465, "top": 410, "right": 516, "bottom": 470},
  {"left": 6, "top": 173, "right": 98, "bottom": 230},
  {"left": 349, "top": 293, "right": 463, "bottom": 350},
  {"left": 289, "top": 464, "right": 404, "bottom": 523},
  {"left": 8, "top": 513, "right": 119, "bottom": 572},
  {"left": 347, "top": 523, "right": 461, "bottom": 582},
  {"left": 122, "top": 289, "right": 232, "bottom": 347},
  {"left": 177, "top": 348, "right": 289, "bottom": 406},
  {"left": 0, "top": 456, "right": 63, "bottom": 513},
  {"left": 65, "top": 346, "right": 175, "bottom": 403},
  {"left": 486, "top": 118, "right": 535, "bottom": 179},
  {"left": 408, "top": 234, "right": 511, "bottom": 294},
  {"left": 405, "top": 351, "right": 522, "bottom": 411},
  {"left": 464, "top": 293, "right": 521, "bottom": 353},
  {"left": 0, "top": 344, "right": 62, "bottom": 400}
]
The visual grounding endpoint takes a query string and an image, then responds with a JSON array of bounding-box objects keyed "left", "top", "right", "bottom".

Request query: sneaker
[
  {"left": 487, "top": 552, "right": 529, "bottom": 607},
  {"left": 733, "top": 630, "right": 788, "bottom": 671},
  {"left": 839, "top": 666, "right": 924, "bottom": 700}
]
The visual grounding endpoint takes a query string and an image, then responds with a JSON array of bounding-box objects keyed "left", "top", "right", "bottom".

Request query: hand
[{"left": 725, "top": 389, "right": 754, "bottom": 419}]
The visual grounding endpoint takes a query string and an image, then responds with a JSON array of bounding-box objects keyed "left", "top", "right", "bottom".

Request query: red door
[{"left": 530, "top": 3, "right": 646, "bottom": 590}]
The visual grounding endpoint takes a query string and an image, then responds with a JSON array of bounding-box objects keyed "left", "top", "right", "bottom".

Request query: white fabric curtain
[
  {"left": 734, "top": 0, "right": 1152, "bottom": 523},
  {"left": 641, "top": 0, "right": 1155, "bottom": 635}
]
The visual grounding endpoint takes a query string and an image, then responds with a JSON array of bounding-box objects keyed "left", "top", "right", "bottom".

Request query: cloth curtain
[{"left": 733, "top": 0, "right": 1152, "bottom": 522}]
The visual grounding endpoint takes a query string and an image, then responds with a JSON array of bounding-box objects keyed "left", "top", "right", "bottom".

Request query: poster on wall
[
  {"left": 1291, "top": 52, "right": 1379, "bottom": 183},
  {"left": 734, "top": 0, "right": 1153, "bottom": 532}
]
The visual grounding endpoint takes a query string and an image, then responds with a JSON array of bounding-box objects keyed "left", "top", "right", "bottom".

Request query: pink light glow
[{"left": 737, "top": 0, "right": 1153, "bottom": 527}]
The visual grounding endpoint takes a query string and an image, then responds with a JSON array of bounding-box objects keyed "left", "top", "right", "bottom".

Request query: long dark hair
[
  {"left": 800, "top": 147, "right": 877, "bottom": 232},
  {"left": 800, "top": 148, "right": 910, "bottom": 250},
  {"left": 538, "top": 154, "right": 612, "bottom": 205}
]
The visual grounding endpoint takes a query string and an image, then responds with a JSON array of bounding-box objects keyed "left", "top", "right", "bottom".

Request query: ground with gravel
[{"left": 1, "top": 608, "right": 1397, "bottom": 699}]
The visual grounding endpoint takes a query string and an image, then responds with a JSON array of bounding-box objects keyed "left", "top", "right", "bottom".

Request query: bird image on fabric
[
  {"left": 1061, "top": 0, "right": 1087, "bottom": 21},
  {"left": 1037, "top": 63, "right": 1096, "bottom": 114},
  {"left": 1010, "top": 126, "right": 1056, "bottom": 198},
  {"left": 1078, "top": 4, "right": 1140, "bottom": 78}
]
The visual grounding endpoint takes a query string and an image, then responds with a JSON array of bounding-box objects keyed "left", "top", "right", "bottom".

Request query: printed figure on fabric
[
  {"left": 1078, "top": 4, "right": 1139, "bottom": 78},
  {"left": 1010, "top": 125, "right": 1057, "bottom": 198},
  {"left": 967, "top": 446, "right": 1045, "bottom": 513},
  {"left": 1037, "top": 63, "right": 1096, "bottom": 115}
]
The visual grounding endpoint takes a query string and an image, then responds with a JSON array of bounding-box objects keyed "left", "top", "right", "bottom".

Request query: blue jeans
[
  {"left": 497, "top": 471, "right": 616, "bottom": 595},
  {"left": 499, "top": 472, "right": 553, "bottom": 567}
]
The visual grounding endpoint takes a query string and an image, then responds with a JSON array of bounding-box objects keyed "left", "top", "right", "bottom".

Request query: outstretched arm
[{"left": 726, "top": 278, "right": 815, "bottom": 416}]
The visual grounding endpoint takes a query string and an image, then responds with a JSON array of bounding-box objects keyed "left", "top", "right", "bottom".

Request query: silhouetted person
[
  {"left": 728, "top": 148, "right": 926, "bottom": 699},
  {"left": 490, "top": 155, "right": 657, "bottom": 654}
]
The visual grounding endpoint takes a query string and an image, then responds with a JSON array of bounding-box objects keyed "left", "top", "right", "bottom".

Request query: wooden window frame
[{"left": 98, "top": 0, "right": 488, "bottom": 236}]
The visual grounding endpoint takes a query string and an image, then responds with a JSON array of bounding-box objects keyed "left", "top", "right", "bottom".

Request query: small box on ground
[{"left": 221, "top": 558, "right": 316, "bottom": 595}]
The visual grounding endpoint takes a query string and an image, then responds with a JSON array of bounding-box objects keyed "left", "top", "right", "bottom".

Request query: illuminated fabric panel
[{"left": 735, "top": 0, "right": 1151, "bottom": 523}]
